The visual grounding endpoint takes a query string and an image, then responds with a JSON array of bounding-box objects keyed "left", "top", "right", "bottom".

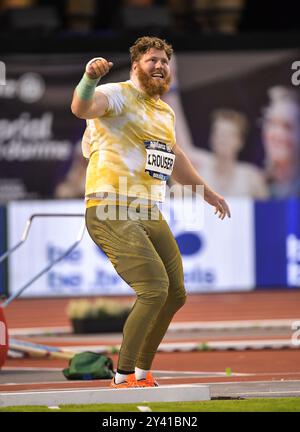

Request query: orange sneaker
[
  {"left": 110, "top": 373, "right": 142, "bottom": 388},
  {"left": 137, "top": 372, "right": 159, "bottom": 387}
]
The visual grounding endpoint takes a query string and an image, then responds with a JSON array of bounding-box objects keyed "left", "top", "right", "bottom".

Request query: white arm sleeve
[{"left": 95, "top": 83, "right": 124, "bottom": 116}]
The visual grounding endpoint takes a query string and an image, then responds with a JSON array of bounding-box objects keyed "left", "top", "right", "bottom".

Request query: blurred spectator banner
[
  {"left": 0, "top": 206, "right": 6, "bottom": 296},
  {"left": 167, "top": 49, "right": 300, "bottom": 200},
  {"left": 0, "top": 54, "right": 87, "bottom": 201},
  {"left": 1, "top": 49, "right": 300, "bottom": 202},
  {"left": 0, "top": 53, "right": 129, "bottom": 202},
  {"left": 7, "top": 198, "right": 254, "bottom": 297},
  {"left": 255, "top": 199, "right": 300, "bottom": 288}
]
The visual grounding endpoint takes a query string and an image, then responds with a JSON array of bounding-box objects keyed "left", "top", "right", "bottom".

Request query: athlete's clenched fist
[{"left": 85, "top": 57, "right": 114, "bottom": 80}]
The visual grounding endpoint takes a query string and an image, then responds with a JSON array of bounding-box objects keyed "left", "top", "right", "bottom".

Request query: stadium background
[
  {"left": 0, "top": 0, "right": 300, "bottom": 409},
  {"left": 1, "top": 0, "right": 300, "bottom": 298}
]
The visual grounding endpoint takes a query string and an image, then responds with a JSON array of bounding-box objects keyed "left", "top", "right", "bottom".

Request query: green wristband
[{"left": 76, "top": 73, "right": 100, "bottom": 101}]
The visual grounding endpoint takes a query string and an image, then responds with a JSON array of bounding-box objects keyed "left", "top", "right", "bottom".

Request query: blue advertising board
[
  {"left": 255, "top": 199, "right": 300, "bottom": 288},
  {"left": 7, "top": 198, "right": 254, "bottom": 298}
]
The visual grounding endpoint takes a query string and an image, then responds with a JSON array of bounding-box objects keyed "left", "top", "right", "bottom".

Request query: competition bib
[{"left": 144, "top": 140, "right": 175, "bottom": 181}]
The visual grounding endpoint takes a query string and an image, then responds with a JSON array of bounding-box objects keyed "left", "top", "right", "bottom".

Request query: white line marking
[
  {"left": 26, "top": 339, "right": 294, "bottom": 354},
  {"left": 0, "top": 376, "right": 240, "bottom": 388},
  {"left": 232, "top": 390, "right": 300, "bottom": 396},
  {"left": 154, "top": 370, "right": 250, "bottom": 375},
  {"left": 2, "top": 367, "right": 63, "bottom": 371},
  {"left": 210, "top": 379, "right": 300, "bottom": 385},
  {"left": 2, "top": 380, "right": 300, "bottom": 391},
  {"left": 137, "top": 406, "right": 152, "bottom": 412},
  {"left": 249, "top": 372, "right": 300, "bottom": 377},
  {"left": 1, "top": 382, "right": 88, "bottom": 387},
  {"left": 9, "top": 319, "right": 300, "bottom": 337},
  {"left": 0, "top": 384, "right": 209, "bottom": 396}
]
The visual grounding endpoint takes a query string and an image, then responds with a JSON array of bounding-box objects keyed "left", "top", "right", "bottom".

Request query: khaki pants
[{"left": 86, "top": 204, "right": 187, "bottom": 371}]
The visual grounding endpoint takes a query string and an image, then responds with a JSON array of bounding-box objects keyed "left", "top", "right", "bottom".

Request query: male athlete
[{"left": 71, "top": 36, "right": 231, "bottom": 388}]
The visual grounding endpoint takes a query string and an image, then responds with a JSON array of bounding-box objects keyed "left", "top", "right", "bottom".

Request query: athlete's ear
[{"left": 132, "top": 61, "right": 138, "bottom": 72}]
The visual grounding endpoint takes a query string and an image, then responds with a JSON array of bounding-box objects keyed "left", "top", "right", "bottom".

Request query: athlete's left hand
[{"left": 205, "top": 190, "right": 231, "bottom": 220}]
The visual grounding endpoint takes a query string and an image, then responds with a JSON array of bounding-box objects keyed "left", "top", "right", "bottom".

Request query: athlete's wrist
[{"left": 76, "top": 73, "right": 100, "bottom": 101}]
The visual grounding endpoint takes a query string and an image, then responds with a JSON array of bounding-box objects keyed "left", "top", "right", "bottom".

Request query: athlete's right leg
[
  {"left": 135, "top": 212, "right": 187, "bottom": 372},
  {"left": 85, "top": 205, "right": 169, "bottom": 374}
]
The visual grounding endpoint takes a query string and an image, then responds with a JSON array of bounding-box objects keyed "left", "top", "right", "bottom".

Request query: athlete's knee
[
  {"left": 130, "top": 260, "right": 169, "bottom": 304},
  {"left": 148, "top": 283, "right": 169, "bottom": 304},
  {"left": 170, "top": 286, "right": 187, "bottom": 311},
  {"left": 156, "top": 284, "right": 169, "bottom": 304},
  {"left": 136, "top": 278, "right": 169, "bottom": 305},
  {"left": 177, "top": 291, "right": 187, "bottom": 308}
]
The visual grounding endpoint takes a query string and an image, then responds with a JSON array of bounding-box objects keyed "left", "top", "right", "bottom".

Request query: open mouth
[{"left": 151, "top": 73, "right": 164, "bottom": 79}]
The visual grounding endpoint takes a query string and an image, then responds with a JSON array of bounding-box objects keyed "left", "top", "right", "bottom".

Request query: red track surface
[
  {"left": 4, "top": 290, "right": 300, "bottom": 328},
  {"left": 2, "top": 350, "right": 300, "bottom": 392},
  {"left": 1, "top": 290, "right": 300, "bottom": 395}
]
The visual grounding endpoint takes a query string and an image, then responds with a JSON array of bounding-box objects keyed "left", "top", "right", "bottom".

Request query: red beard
[{"left": 136, "top": 63, "right": 171, "bottom": 97}]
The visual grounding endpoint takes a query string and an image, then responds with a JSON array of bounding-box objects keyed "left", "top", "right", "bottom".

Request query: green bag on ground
[{"left": 63, "top": 351, "right": 115, "bottom": 380}]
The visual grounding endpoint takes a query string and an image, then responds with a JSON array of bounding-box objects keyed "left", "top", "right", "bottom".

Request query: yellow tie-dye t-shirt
[{"left": 83, "top": 80, "right": 176, "bottom": 204}]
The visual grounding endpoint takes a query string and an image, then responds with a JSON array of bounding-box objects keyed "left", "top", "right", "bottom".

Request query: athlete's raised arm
[{"left": 71, "top": 57, "right": 113, "bottom": 119}]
